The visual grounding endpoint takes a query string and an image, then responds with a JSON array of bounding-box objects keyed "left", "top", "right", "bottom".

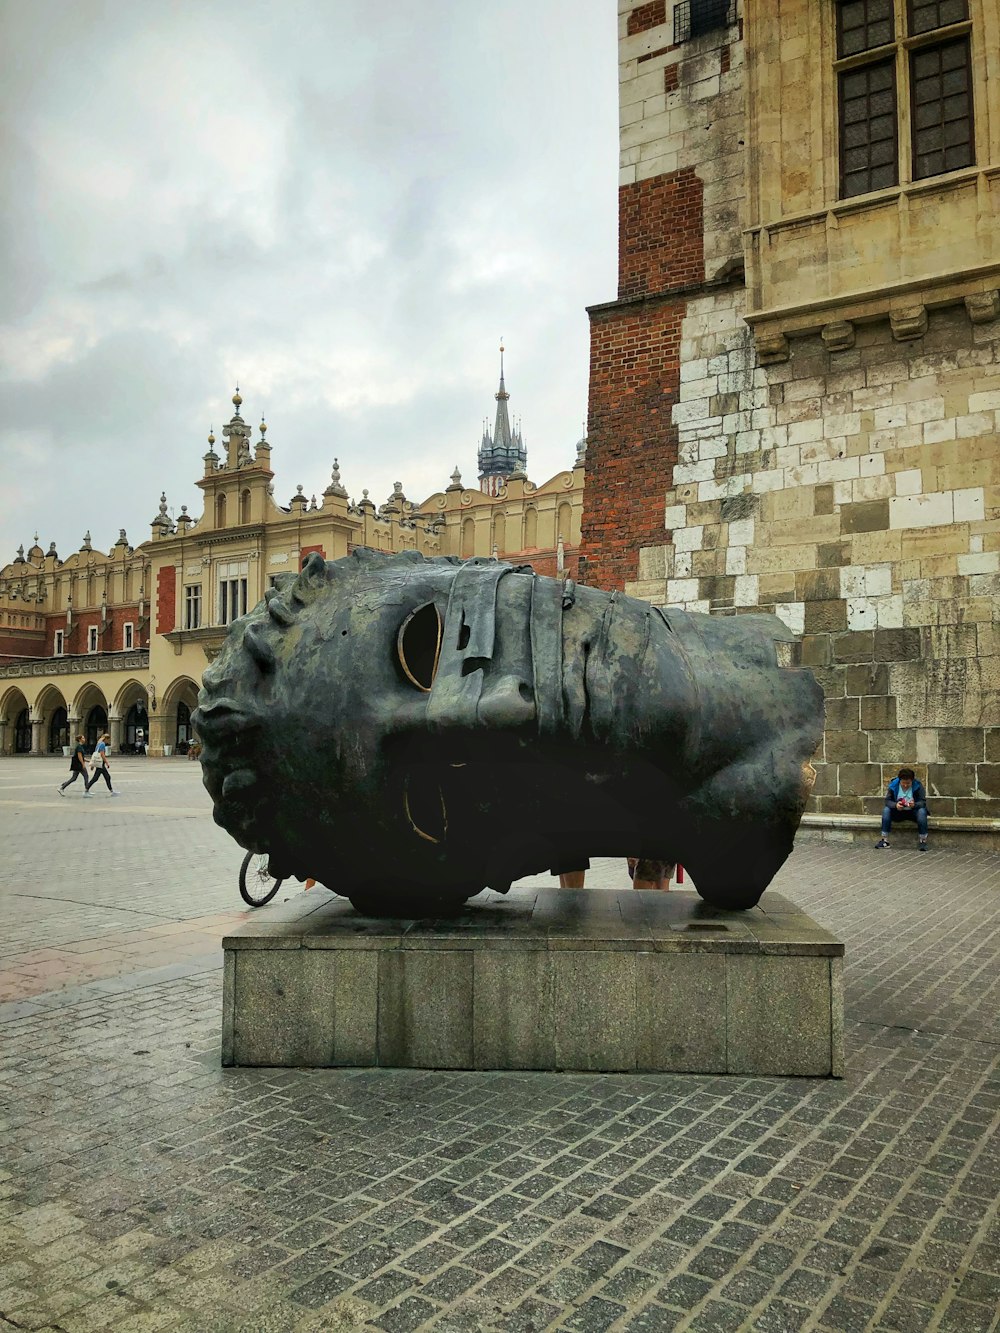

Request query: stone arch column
[
  {"left": 148, "top": 713, "right": 170, "bottom": 757},
  {"left": 29, "top": 715, "right": 44, "bottom": 756},
  {"left": 109, "top": 716, "right": 123, "bottom": 753},
  {"left": 0, "top": 719, "right": 8, "bottom": 756}
]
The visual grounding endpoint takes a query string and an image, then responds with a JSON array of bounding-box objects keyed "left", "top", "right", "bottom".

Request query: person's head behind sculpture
[{"left": 194, "top": 548, "right": 824, "bottom": 914}]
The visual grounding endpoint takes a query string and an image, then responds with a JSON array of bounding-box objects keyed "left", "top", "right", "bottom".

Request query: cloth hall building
[{"left": 0, "top": 367, "right": 583, "bottom": 758}]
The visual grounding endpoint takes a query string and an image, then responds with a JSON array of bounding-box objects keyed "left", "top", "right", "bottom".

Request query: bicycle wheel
[{"left": 238, "top": 851, "right": 284, "bottom": 907}]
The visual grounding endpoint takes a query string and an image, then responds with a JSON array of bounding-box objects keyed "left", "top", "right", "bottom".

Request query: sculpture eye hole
[{"left": 397, "top": 602, "right": 442, "bottom": 692}]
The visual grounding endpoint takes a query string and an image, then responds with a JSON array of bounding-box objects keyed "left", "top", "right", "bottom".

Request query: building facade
[
  {"left": 0, "top": 376, "right": 584, "bottom": 757},
  {"left": 583, "top": 0, "right": 1000, "bottom": 827}
]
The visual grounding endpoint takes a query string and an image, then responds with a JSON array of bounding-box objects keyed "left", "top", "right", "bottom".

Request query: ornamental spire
[
  {"left": 493, "top": 340, "right": 511, "bottom": 451},
  {"left": 478, "top": 341, "right": 527, "bottom": 494}
]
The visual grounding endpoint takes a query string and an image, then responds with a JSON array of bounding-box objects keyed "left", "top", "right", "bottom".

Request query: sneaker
[
  {"left": 875, "top": 838, "right": 889, "bottom": 849},
  {"left": 56, "top": 785, "right": 65, "bottom": 796},
  {"left": 110, "top": 791, "right": 120, "bottom": 797},
  {"left": 83, "top": 790, "right": 91, "bottom": 798},
  {"left": 919, "top": 841, "right": 928, "bottom": 852}
]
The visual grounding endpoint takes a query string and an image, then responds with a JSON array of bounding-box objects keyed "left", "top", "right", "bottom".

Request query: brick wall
[
  {"left": 156, "top": 566, "right": 177, "bottom": 635},
  {"left": 626, "top": 2, "right": 666, "bottom": 36},
  {"left": 581, "top": 300, "right": 685, "bottom": 589},
  {"left": 582, "top": 26, "right": 740, "bottom": 591},
  {"left": 618, "top": 169, "right": 704, "bottom": 301},
  {"left": 0, "top": 630, "right": 45, "bottom": 663}
]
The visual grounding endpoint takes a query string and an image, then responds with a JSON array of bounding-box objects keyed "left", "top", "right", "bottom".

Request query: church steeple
[{"left": 477, "top": 342, "right": 527, "bottom": 495}]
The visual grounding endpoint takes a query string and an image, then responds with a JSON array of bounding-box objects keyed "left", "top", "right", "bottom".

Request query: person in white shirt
[{"left": 84, "top": 733, "right": 120, "bottom": 797}]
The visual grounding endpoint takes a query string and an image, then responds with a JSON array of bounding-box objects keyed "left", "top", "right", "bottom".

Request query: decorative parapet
[{"left": 0, "top": 650, "right": 150, "bottom": 680}]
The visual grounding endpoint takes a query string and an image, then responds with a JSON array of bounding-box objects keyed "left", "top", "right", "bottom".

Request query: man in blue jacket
[{"left": 876, "top": 768, "right": 928, "bottom": 850}]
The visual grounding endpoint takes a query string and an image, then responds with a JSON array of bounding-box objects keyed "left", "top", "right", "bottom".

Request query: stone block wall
[
  {"left": 585, "top": 1, "right": 1000, "bottom": 826},
  {"left": 629, "top": 296, "right": 1000, "bottom": 820}
]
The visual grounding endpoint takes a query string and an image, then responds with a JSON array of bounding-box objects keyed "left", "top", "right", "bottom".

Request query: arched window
[
  {"left": 49, "top": 707, "right": 68, "bottom": 753},
  {"left": 240, "top": 489, "right": 251, "bottom": 524},
  {"left": 14, "top": 709, "right": 31, "bottom": 753},
  {"left": 492, "top": 511, "right": 506, "bottom": 555},
  {"left": 558, "top": 502, "right": 573, "bottom": 546},
  {"left": 461, "top": 517, "right": 475, "bottom": 559},
  {"left": 524, "top": 507, "right": 538, "bottom": 549},
  {"left": 216, "top": 494, "right": 227, "bottom": 527}
]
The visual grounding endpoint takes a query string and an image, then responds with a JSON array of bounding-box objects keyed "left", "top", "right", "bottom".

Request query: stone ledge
[
  {"left": 222, "top": 888, "right": 844, "bottom": 1076},
  {"left": 799, "top": 813, "right": 1000, "bottom": 852}
]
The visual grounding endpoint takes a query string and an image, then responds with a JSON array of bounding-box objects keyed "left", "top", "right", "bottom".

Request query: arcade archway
[{"left": 0, "top": 687, "right": 30, "bottom": 755}]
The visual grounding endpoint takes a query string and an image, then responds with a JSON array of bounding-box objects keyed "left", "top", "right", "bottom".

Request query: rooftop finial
[
  {"left": 324, "top": 459, "right": 348, "bottom": 499},
  {"left": 259, "top": 416, "right": 267, "bottom": 437}
]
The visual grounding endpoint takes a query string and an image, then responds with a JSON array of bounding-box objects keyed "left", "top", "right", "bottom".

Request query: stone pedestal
[{"left": 222, "top": 889, "right": 844, "bottom": 1077}]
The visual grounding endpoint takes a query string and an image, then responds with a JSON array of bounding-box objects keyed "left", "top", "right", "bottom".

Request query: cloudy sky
[{"left": 0, "top": 0, "right": 618, "bottom": 560}]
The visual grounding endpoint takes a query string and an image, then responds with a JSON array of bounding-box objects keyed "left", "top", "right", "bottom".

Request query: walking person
[
  {"left": 84, "top": 732, "right": 120, "bottom": 797},
  {"left": 57, "top": 734, "right": 89, "bottom": 795}
]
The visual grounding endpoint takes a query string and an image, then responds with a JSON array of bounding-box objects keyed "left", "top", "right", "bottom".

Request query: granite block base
[{"left": 221, "top": 888, "right": 844, "bottom": 1076}]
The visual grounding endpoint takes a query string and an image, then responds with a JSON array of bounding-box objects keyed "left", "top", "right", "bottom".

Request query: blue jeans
[{"left": 881, "top": 804, "right": 927, "bottom": 837}]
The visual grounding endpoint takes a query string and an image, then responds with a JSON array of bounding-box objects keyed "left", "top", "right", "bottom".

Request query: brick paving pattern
[{"left": 1, "top": 757, "right": 998, "bottom": 1332}]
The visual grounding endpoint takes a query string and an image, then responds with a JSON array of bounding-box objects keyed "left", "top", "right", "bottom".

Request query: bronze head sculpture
[{"left": 194, "top": 549, "right": 824, "bottom": 915}]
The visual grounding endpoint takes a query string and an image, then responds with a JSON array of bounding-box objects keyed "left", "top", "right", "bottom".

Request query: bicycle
[{"left": 238, "top": 851, "right": 285, "bottom": 907}]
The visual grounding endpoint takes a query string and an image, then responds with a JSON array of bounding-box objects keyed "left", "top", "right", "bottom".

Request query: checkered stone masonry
[
  {"left": 630, "top": 295, "right": 1000, "bottom": 821},
  {"left": 587, "top": 1, "right": 1000, "bottom": 823}
]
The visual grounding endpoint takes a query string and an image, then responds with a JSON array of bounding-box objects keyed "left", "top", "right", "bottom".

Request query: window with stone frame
[
  {"left": 184, "top": 584, "right": 202, "bottom": 630},
  {"left": 835, "top": 0, "right": 974, "bottom": 199},
  {"left": 216, "top": 560, "right": 248, "bottom": 626}
]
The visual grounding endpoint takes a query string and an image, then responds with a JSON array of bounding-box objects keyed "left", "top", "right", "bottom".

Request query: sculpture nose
[{"left": 477, "top": 674, "right": 536, "bottom": 728}]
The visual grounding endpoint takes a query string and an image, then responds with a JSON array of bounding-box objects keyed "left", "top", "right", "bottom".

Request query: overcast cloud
[{"left": 0, "top": 0, "right": 618, "bottom": 559}]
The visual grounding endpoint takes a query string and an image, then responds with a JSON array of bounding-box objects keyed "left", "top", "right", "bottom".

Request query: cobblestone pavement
[{"left": 1, "top": 756, "right": 999, "bottom": 1333}]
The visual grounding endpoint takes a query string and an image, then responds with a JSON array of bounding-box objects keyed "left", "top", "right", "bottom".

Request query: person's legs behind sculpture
[{"left": 628, "top": 857, "right": 675, "bottom": 890}]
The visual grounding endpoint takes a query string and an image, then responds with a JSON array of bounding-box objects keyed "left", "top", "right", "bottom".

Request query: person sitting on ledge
[{"left": 876, "top": 767, "right": 928, "bottom": 851}]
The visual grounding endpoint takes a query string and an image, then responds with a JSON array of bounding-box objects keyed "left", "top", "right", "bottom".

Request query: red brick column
[
  {"left": 582, "top": 299, "right": 685, "bottom": 591},
  {"left": 581, "top": 168, "right": 705, "bottom": 590},
  {"left": 156, "top": 566, "right": 177, "bottom": 634}
]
